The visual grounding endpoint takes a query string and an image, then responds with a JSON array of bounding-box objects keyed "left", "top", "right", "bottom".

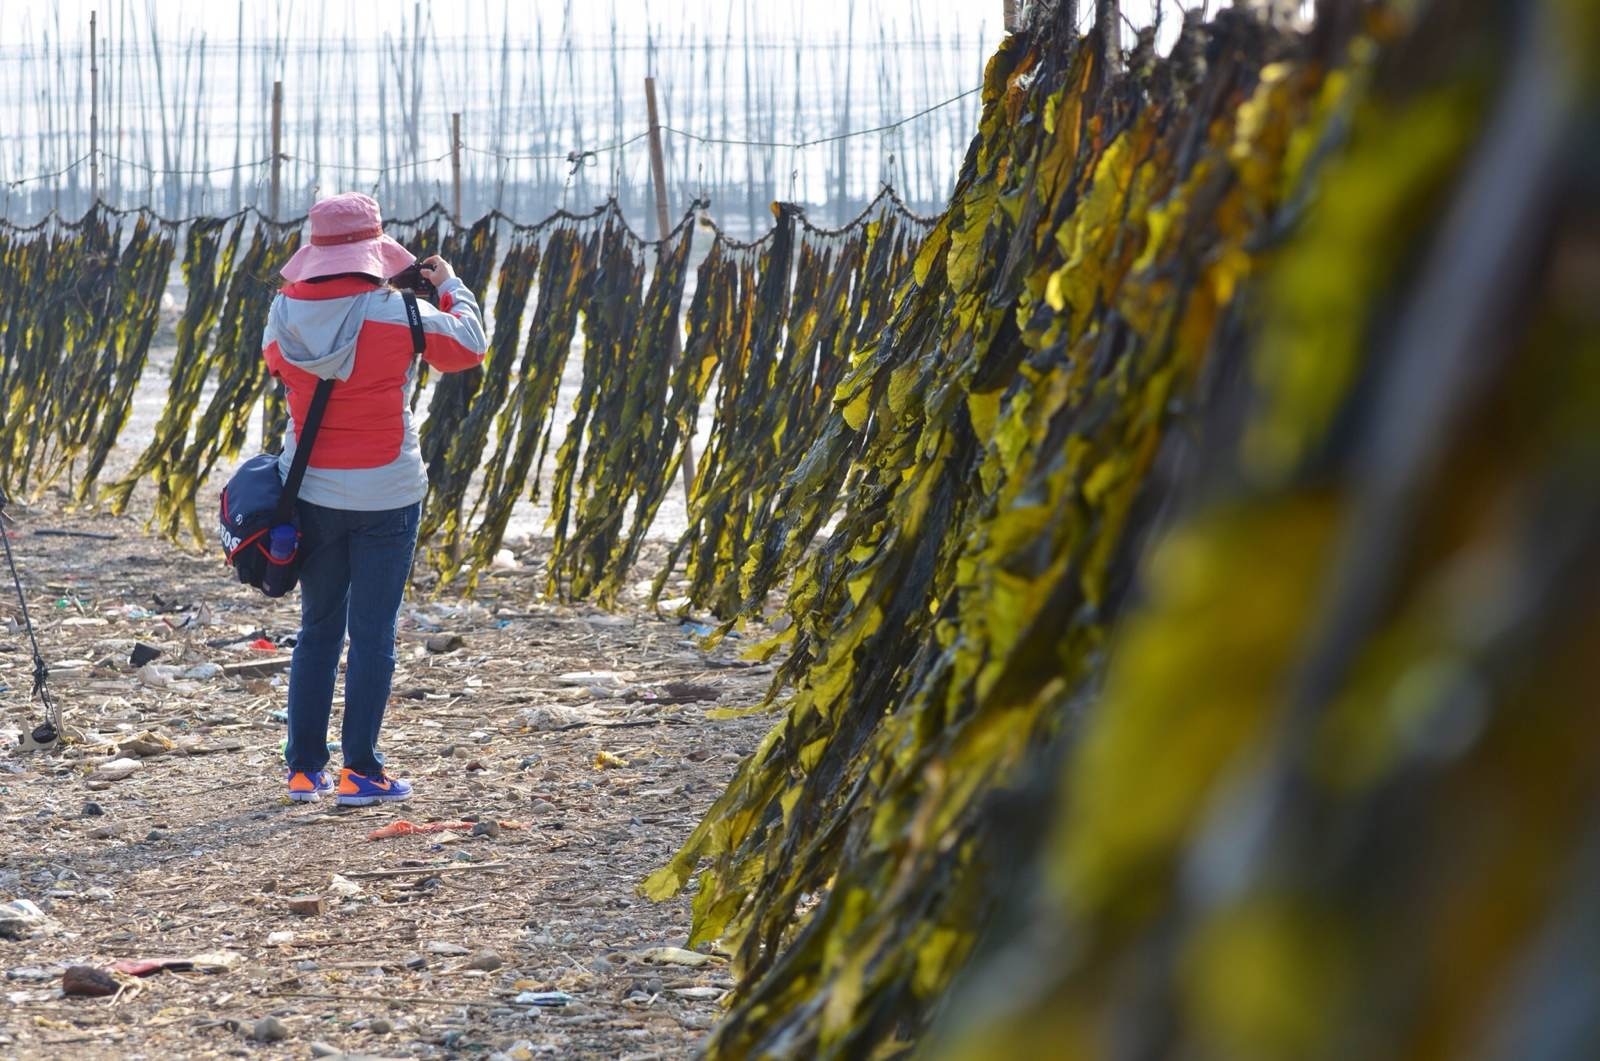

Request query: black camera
[{"left": 389, "top": 261, "right": 438, "bottom": 301}]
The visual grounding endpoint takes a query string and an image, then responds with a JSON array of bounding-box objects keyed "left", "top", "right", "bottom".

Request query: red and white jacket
[{"left": 262, "top": 276, "right": 488, "bottom": 510}]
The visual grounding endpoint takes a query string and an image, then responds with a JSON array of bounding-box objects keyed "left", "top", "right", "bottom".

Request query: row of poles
[{"left": 22, "top": 2, "right": 991, "bottom": 231}]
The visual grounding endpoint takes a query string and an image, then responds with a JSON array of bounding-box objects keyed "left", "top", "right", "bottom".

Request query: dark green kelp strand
[
  {"left": 103, "top": 214, "right": 243, "bottom": 516},
  {"left": 69, "top": 214, "right": 178, "bottom": 501},
  {"left": 545, "top": 212, "right": 695, "bottom": 604},
  {"left": 722, "top": 204, "right": 934, "bottom": 619},
  {"left": 417, "top": 214, "right": 500, "bottom": 498},
  {"left": 655, "top": 206, "right": 798, "bottom": 618},
  {"left": 0, "top": 209, "right": 122, "bottom": 493},
  {"left": 421, "top": 231, "right": 541, "bottom": 575},
  {"left": 544, "top": 215, "right": 648, "bottom": 597},
  {"left": 588, "top": 210, "right": 701, "bottom": 605},
  {"left": 157, "top": 218, "right": 302, "bottom": 543},
  {"left": 459, "top": 222, "right": 594, "bottom": 587},
  {"left": 641, "top": 233, "right": 753, "bottom": 606}
]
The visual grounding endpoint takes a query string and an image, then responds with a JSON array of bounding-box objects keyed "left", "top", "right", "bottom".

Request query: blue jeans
[{"left": 284, "top": 499, "right": 420, "bottom": 777}]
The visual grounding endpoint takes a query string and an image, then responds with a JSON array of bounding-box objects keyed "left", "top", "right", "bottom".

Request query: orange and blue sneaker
[
  {"left": 286, "top": 769, "right": 336, "bottom": 802},
  {"left": 335, "top": 767, "right": 413, "bottom": 806}
]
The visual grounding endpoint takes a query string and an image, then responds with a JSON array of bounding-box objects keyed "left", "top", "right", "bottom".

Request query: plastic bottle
[{"left": 268, "top": 524, "right": 297, "bottom": 561}]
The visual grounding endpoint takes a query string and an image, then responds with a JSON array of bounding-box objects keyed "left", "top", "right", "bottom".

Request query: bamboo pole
[
  {"left": 89, "top": 11, "right": 99, "bottom": 204},
  {"left": 451, "top": 111, "right": 462, "bottom": 224},
  {"left": 270, "top": 80, "right": 282, "bottom": 221},
  {"left": 1096, "top": 0, "right": 1120, "bottom": 71},
  {"left": 646, "top": 76, "right": 697, "bottom": 503}
]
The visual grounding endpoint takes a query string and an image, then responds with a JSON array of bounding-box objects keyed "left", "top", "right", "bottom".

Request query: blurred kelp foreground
[{"left": 644, "top": 0, "right": 1600, "bottom": 1057}]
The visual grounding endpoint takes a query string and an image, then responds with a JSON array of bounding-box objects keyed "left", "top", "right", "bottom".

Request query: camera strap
[{"left": 402, "top": 292, "right": 426, "bottom": 357}]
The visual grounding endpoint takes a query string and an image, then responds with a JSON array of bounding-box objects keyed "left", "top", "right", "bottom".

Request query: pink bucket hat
[{"left": 279, "top": 192, "right": 416, "bottom": 282}]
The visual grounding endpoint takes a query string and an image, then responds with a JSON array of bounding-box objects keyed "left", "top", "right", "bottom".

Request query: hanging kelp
[
  {"left": 151, "top": 218, "right": 303, "bottom": 543},
  {"left": 587, "top": 209, "right": 705, "bottom": 605},
  {"left": 458, "top": 221, "right": 595, "bottom": 585},
  {"left": 15, "top": 210, "right": 127, "bottom": 490},
  {"left": 645, "top": 7, "right": 1352, "bottom": 1057},
  {"left": 702, "top": 200, "right": 935, "bottom": 619},
  {"left": 545, "top": 211, "right": 695, "bottom": 604},
  {"left": 62, "top": 215, "right": 177, "bottom": 500},
  {"left": 934, "top": 3, "right": 1600, "bottom": 1058},
  {"left": 419, "top": 231, "right": 541, "bottom": 570},
  {"left": 416, "top": 213, "right": 500, "bottom": 489},
  {"left": 652, "top": 206, "right": 798, "bottom": 617},
  {"left": 0, "top": 207, "right": 173, "bottom": 500},
  {"left": 104, "top": 214, "right": 245, "bottom": 517}
]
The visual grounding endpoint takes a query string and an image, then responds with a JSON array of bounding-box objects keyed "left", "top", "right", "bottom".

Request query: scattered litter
[
  {"left": 250, "top": 1016, "right": 288, "bottom": 1043},
  {"left": 179, "top": 662, "right": 223, "bottom": 680},
  {"left": 87, "top": 757, "right": 142, "bottom": 782},
  {"left": 4, "top": 967, "right": 55, "bottom": 983},
  {"left": 517, "top": 705, "right": 580, "bottom": 731},
  {"left": 636, "top": 946, "right": 719, "bottom": 967},
  {"left": 328, "top": 874, "right": 362, "bottom": 898},
  {"left": 117, "top": 731, "right": 174, "bottom": 758},
  {"left": 365, "top": 819, "right": 525, "bottom": 841},
  {"left": 128, "top": 642, "right": 162, "bottom": 667},
  {"left": 425, "top": 941, "right": 471, "bottom": 957},
  {"left": 513, "top": 990, "right": 574, "bottom": 1007},
  {"left": 425, "top": 633, "right": 466, "bottom": 654},
  {"left": 593, "top": 750, "right": 629, "bottom": 770},
  {"left": 287, "top": 895, "right": 326, "bottom": 916},
  {"left": 555, "top": 670, "right": 634, "bottom": 688},
  {"left": 60, "top": 965, "right": 119, "bottom": 998},
  {"left": 248, "top": 638, "right": 276, "bottom": 651}
]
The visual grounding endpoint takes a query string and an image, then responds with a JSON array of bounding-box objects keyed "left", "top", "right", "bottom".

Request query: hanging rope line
[
  {"left": 0, "top": 490, "right": 59, "bottom": 748},
  {"left": 659, "top": 85, "right": 983, "bottom": 150}
]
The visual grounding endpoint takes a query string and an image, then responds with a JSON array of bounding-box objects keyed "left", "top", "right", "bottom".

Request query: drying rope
[
  {"left": 0, "top": 491, "right": 60, "bottom": 750},
  {"left": 660, "top": 86, "right": 982, "bottom": 151},
  {"left": 0, "top": 184, "right": 929, "bottom": 253}
]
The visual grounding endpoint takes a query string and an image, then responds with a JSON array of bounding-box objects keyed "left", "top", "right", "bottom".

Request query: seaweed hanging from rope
[
  {"left": 0, "top": 209, "right": 119, "bottom": 493},
  {"left": 700, "top": 203, "right": 934, "bottom": 620},
  {"left": 642, "top": 8, "right": 1350, "bottom": 1056},
  {"left": 458, "top": 221, "right": 595, "bottom": 586},
  {"left": 68, "top": 214, "right": 177, "bottom": 501},
  {"left": 544, "top": 212, "right": 695, "bottom": 603},
  {"left": 652, "top": 206, "right": 798, "bottom": 617},
  {"left": 417, "top": 213, "right": 500, "bottom": 486},
  {"left": 420, "top": 230, "right": 541, "bottom": 572},
  {"left": 0, "top": 207, "right": 173, "bottom": 501},
  {"left": 103, "top": 214, "right": 243, "bottom": 517},
  {"left": 154, "top": 218, "right": 302, "bottom": 543},
  {"left": 588, "top": 210, "right": 706, "bottom": 605}
]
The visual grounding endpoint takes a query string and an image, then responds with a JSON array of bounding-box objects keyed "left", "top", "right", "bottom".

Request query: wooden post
[
  {"left": 644, "top": 78, "right": 671, "bottom": 241},
  {"left": 89, "top": 11, "right": 99, "bottom": 204},
  {"left": 645, "top": 76, "right": 697, "bottom": 502},
  {"left": 1096, "top": 0, "right": 1121, "bottom": 71},
  {"left": 451, "top": 111, "right": 462, "bottom": 224},
  {"left": 270, "top": 81, "right": 283, "bottom": 220},
  {"left": 1003, "top": 0, "right": 1020, "bottom": 33}
]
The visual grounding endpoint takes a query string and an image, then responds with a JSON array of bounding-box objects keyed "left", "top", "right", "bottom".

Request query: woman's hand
[{"left": 418, "top": 255, "right": 455, "bottom": 288}]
